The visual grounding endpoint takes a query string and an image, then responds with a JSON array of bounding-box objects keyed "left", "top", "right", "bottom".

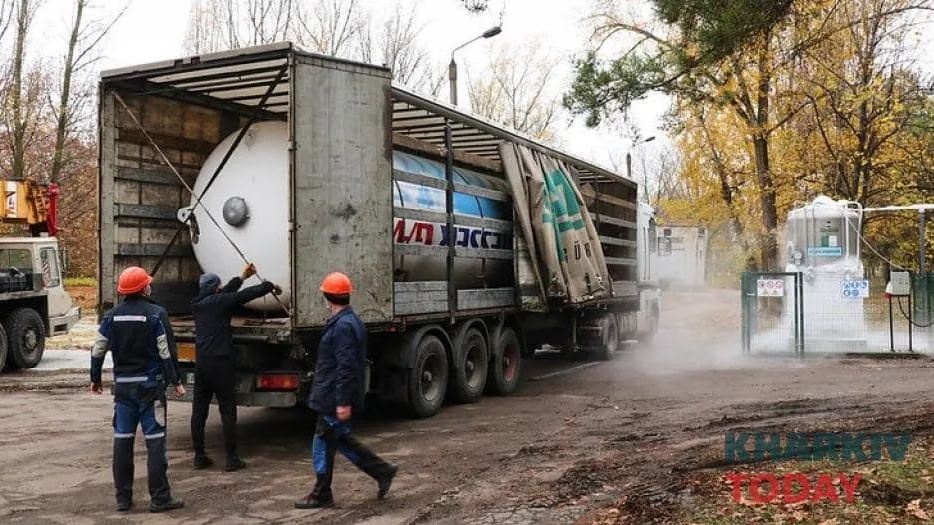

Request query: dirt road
[{"left": 4, "top": 289, "right": 934, "bottom": 524}]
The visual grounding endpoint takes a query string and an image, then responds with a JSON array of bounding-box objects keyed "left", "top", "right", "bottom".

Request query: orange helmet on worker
[
  {"left": 117, "top": 266, "right": 153, "bottom": 296},
  {"left": 320, "top": 272, "right": 353, "bottom": 296}
]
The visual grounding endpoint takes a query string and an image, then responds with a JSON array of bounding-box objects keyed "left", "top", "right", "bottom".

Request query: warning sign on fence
[
  {"left": 841, "top": 279, "right": 869, "bottom": 298},
  {"left": 757, "top": 279, "right": 785, "bottom": 297}
]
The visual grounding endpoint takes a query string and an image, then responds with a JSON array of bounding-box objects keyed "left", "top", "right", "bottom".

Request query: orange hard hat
[
  {"left": 320, "top": 272, "right": 352, "bottom": 295},
  {"left": 117, "top": 266, "right": 153, "bottom": 295}
]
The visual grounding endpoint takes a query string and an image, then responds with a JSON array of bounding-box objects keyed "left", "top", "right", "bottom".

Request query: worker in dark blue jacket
[
  {"left": 295, "top": 272, "right": 397, "bottom": 509},
  {"left": 91, "top": 266, "right": 185, "bottom": 514},
  {"left": 190, "top": 263, "right": 281, "bottom": 471}
]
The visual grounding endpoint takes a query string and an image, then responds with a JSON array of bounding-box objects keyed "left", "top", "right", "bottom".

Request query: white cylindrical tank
[
  {"left": 781, "top": 195, "right": 867, "bottom": 349},
  {"left": 785, "top": 195, "right": 861, "bottom": 272},
  {"left": 184, "top": 121, "right": 290, "bottom": 311},
  {"left": 182, "top": 122, "right": 515, "bottom": 312}
]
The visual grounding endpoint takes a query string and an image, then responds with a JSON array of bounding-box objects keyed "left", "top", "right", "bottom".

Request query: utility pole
[
  {"left": 448, "top": 25, "right": 502, "bottom": 106},
  {"left": 626, "top": 136, "right": 655, "bottom": 202}
]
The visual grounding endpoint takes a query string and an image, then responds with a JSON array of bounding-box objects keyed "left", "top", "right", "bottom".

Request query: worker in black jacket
[
  {"left": 295, "top": 272, "right": 397, "bottom": 509},
  {"left": 190, "top": 263, "right": 281, "bottom": 471},
  {"left": 91, "top": 266, "right": 185, "bottom": 513}
]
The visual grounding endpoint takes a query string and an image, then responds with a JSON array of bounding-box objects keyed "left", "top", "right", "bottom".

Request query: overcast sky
[{"left": 26, "top": 0, "right": 671, "bottom": 180}]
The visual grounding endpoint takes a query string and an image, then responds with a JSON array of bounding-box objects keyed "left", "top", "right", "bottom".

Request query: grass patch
[{"left": 65, "top": 276, "right": 96, "bottom": 287}]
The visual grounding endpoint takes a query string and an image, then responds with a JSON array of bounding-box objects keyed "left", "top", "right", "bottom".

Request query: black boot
[
  {"left": 294, "top": 491, "right": 334, "bottom": 509},
  {"left": 149, "top": 498, "right": 185, "bottom": 513},
  {"left": 193, "top": 453, "right": 213, "bottom": 470},
  {"left": 295, "top": 474, "right": 334, "bottom": 509},
  {"left": 225, "top": 456, "right": 247, "bottom": 472},
  {"left": 377, "top": 464, "right": 398, "bottom": 499}
]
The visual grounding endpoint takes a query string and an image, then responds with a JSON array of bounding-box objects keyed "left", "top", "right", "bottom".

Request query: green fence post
[{"left": 742, "top": 272, "right": 754, "bottom": 355}]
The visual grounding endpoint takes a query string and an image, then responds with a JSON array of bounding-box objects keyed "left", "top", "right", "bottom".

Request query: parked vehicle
[
  {"left": 97, "top": 43, "right": 659, "bottom": 417},
  {"left": 0, "top": 180, "right": 80, "bottom": 371}
]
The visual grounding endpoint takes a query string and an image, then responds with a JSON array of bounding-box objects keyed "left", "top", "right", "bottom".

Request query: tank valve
[{"left": 223, "top": 196, "right": 250, "bottom": 227}]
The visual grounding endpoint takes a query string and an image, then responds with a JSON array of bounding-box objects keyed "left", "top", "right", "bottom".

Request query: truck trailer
[{"left": 97, "top": 43, "right": 659, "bottom": 417}]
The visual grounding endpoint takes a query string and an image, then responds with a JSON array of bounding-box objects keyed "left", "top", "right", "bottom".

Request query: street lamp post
[
  {"left": 449, "top": 25, "right": 502, "bottom": 106},
  {"left": 626, "top": 136, "right": 656, "bottom": 200}
]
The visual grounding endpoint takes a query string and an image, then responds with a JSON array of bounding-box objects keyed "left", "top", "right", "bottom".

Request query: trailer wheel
[
  {"left": 595, "top": 314, "right": 619, "bottom": 361},
  {"left": 450, "top": 328, "right": 488, "bottom": 403},
  {"left": 5, "top": 308, "right": 45, "bottom": 369},
  {"left": 487, "top": 327, "right": 522, "bottom": 395},
  {"left": 0, "top": 324, "right": 8, "bottom": 371},
  {"left": 408, "top": 334, "right": 448, "bottom": 418}
]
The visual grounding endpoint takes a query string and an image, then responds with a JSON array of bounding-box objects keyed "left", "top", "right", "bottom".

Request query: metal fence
[
  {"left": 742, "top": 271, "right": 934, "bottom": 355},
  {"left": 741, "top": 272, "right": 803, "bottom": 356}
]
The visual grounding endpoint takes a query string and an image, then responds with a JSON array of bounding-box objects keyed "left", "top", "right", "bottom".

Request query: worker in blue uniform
[
  {"left": 294, "top": 272, "right": 398, "bottom": 509},
  {"left": 91, "top": 266, "right": 186, "bottom": 513}
]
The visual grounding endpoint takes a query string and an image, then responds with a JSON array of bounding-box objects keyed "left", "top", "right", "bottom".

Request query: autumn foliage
[{"left": 568, "top": 0, "right": 934, "bottom": 279}]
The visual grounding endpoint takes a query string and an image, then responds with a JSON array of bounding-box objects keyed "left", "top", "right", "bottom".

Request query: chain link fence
[{"left": 742, "top": 271, "right": 934, "bottom": 355}]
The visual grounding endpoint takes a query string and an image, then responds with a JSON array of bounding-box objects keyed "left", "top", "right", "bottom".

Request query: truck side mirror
[{"left": 60, "top": 247, "right": 69, "bottom": 276}]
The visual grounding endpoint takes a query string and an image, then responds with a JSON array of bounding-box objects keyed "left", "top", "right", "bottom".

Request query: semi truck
[
  {"left": 97, "top": 43, "right": 659, "bottom": 417},
  {"left": 0, "top": 180, "right": 81, "bottom": 371}
]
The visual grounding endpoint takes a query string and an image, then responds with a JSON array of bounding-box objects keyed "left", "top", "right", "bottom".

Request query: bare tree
[
  {"left": 358, "top": 0, "right": 443, "bottom": 94},
  {"left": 184, "top": 0, "right": 225, "bottom": 54},
  {"left": 0, "top": 0, "right": 13, "bottom": 44},
  {"left": 467, "top": 42, "right": 561, "bottom": 141},
  {"left": 293, "top": 0, "right": 364, "bottom": 57},
  {"left": 50, "top": 0, "right": 126, "bottom": 183},
  {"left": 184, "top": 0, "right": 295, "bottom": 54},
  {"left": 8, "top": 0, "right": 41, "bottom": 181}
]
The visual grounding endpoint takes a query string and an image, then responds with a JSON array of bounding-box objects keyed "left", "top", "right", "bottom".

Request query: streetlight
[
  {"left": 626, "top": 136, "right": 655, "bottom": 200},
  {"left": 449, "top": 25, "right": 502, "bottom": 106}
]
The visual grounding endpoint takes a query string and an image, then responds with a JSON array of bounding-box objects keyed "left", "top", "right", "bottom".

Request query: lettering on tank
[{"left": 393, "top": 219, "right": 512, "bottom": 250}]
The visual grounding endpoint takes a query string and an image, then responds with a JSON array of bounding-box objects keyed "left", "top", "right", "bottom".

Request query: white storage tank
[
  {"left": 783, "top": 195, "right": 867, "bottom": 350},
  {"left": 180, "top": 121, "right": 514, "bottom": 311}
]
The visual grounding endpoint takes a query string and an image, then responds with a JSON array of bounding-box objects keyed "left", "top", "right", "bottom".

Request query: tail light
[{"left": 256, "top": 373, "right": 300, "bottom": 391}]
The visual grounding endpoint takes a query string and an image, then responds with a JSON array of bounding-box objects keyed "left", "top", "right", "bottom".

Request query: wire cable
[{"left": 896, "top": 296, "right": 934, "bottom": 328}]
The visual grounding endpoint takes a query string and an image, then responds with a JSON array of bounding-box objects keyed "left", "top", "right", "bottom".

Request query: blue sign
[
  {"left": 808, "top": 246, "right": 843, "bottom": 257},
  {"left": 841, "top": 279, "right": 869, "bottom": 298}
]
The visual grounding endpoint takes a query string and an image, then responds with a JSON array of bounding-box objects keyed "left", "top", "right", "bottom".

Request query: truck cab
[{"left": 0, "top": 238, "right": 79, "bottom": 330}]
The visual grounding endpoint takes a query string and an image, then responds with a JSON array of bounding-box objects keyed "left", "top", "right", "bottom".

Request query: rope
[{"left": 112, "top": 92, "right": 290, "bottom": 315}]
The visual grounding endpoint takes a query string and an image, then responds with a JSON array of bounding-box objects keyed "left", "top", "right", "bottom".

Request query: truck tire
[
  {"left": 487, "top": 326, "right": 522, "bottom": 395},
  {"left": 595, "top": 314, "right": 619, "bottom": 361},
  {"left": 450, "top": 327, "right": 488, "bottom": 404},
  {"left": 408, "top": 334, "right": 448, "bottom": 418},
  {"left": 0, "top": 324, "right": 8, "bottom": 371},
  {"left": 5, "top": 308, "right": 45, "bottom": 369}
]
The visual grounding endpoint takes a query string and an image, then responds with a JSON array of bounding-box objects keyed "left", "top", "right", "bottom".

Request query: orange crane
[{"left": 0, "top": 179, "right": 59, "bottom": 236}]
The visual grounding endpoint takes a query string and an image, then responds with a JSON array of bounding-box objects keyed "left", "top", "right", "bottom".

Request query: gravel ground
[{"left": 4, "top": 289, "right": 934, "bottom": 524}]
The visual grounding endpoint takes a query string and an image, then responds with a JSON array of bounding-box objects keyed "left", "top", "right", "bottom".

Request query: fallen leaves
[{"left": 907, "top": 499, "right": 931, "bottom": 521}]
